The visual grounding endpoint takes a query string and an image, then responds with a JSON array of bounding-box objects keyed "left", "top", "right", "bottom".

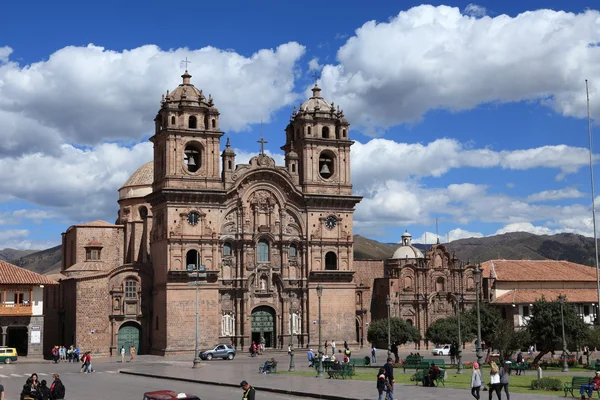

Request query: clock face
[
  {"left": 325, "top": 215, "right": 338, "bottom": 230},
  {"left": 188, "top": 211, "right": 200, "bottom": 226}
]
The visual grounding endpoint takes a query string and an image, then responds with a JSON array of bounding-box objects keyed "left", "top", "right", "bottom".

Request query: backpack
[{"left": 52, "top": 381, "right": 65, "bottom": 399}]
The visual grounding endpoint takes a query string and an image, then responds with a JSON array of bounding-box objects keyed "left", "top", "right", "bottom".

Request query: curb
[{"left": 119, "top": 370, "right": 359, "bottom": 400}]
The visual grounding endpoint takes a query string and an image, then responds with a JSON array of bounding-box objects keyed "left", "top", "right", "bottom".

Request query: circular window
[
  {"left": 184, "top": 143, "right": 202, "bottom": 173},
  {"left": 188, "top": 211, "right": 200, "bottom": 226},
  {"left": 319, "top": 151, "right": 335, "bottom": 179}
]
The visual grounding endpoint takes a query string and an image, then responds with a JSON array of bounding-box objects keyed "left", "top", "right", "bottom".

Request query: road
[{"left": 0, "top": 360, "right": 299, "bottom": 400}]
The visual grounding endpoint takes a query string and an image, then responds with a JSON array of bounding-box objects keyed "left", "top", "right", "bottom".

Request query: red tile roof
[
  {"left": 481, "top": 260, "right": 596, "bottom": 282},
  {"left": 0, "top": 260, "right": 59, "bottom": 285},
  {"left": 493, "top": 289, "right": 599, "bottom": 304}
]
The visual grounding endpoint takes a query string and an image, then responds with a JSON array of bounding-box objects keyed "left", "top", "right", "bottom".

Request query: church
[{"left": 46, "top": 70, "right": 363, "bottom": 356}]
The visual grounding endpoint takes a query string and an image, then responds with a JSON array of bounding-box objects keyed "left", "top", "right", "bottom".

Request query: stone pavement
[{"left": 120, "top": 358, "right": 556, "bottom": 400}]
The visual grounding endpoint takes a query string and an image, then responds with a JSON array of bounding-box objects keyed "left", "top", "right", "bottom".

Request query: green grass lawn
[{"left": 280, "top": 368, "right": 582, "bottom": 398}]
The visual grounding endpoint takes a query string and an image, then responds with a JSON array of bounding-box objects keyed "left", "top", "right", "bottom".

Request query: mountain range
[{"left": 2, "top": 231, "right": 599, "bottom": 275}]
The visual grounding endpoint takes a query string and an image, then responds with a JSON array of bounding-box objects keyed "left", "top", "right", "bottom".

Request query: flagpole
[{"left": 586, "top": 79, "right": 600, "bottom": 324}]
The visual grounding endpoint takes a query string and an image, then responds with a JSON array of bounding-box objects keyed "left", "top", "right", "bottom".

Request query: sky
[{"left": 1, "top": 0, "right": 600, "bottom": 250}]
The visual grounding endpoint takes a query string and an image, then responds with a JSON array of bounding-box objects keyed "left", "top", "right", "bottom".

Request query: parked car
[
  {"left": 199, "top": 344, "right": 236, "bottom": 360},
  {"left": 0, "top": 347, "right": 18, "bottom": 364},
  {"left": 431, "top": 344, "right": 451, "bottom": 356},
  {"left": 143, "top": 390, "right": 200, "bottom": 400}
]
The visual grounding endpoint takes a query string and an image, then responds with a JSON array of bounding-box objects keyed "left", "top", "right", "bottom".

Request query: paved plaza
[{"left": 0, "top": 348, "right": 585, "bottom": 399}]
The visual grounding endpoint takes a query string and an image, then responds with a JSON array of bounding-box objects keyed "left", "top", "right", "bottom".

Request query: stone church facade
[
  {"left": 49, "top": 71, "right": 363, "bottom": 356},
  {"left": 372, "top": 232, "right": 478, "bottom": 349}
]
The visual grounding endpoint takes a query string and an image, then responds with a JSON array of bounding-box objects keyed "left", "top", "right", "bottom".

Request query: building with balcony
[
  {"left": 482, "top": 260, "right": 599, "bottom": 328},
  {"left": 0, "top": 260, "right": 58, "bottom": 357}
]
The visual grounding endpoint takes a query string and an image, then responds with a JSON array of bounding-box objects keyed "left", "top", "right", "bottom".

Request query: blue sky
[{"left": 1, "top": 0, "right": 600, "bottom": 249}]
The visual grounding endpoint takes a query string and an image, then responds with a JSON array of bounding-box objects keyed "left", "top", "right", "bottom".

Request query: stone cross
[
  {"left": 257, "top": 136, "right": 268, "bottom": 156},
  {"left": 181, "top": 57, "right": 191, "bottom": 70}
]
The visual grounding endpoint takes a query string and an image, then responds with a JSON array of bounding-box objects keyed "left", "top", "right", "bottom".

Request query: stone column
[{"left": 1, "top": 326, "right": 6, "bottom": 346}]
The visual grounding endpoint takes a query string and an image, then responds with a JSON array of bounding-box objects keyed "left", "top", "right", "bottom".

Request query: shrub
[{"left": 530, "top": 377, "right": 564, "bottom": 391}]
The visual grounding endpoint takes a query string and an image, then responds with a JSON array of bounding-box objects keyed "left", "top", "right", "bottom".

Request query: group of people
[
  {"left": 250, "top": 341, "right": 264, "bottom": 357},
  {"left": 50, "top": 345, "right": 80, "bottom": 364},
  {"left": 19, "top": 373, "right": 65, "bottom": 400},
  {"left": 119, "top": 345, "right": 136, "bottom": 363},
  {"left": 470, "top": 361, "right": 510, "bottom": 400},
  {"left": 376, "top": 357, "right": 396, "bottom": 400}
]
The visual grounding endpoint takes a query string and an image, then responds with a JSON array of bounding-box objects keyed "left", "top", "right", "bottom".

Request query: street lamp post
[
  {"left": 559, "top": 294, "right": 569, "bottom": 372},
  {"left": 456, "top": 293, "right": 463, "bottom": 374},
  {"left": 289, "top": 292, "right": 296, "bottom": 371},
  {"left": 188, "top": 259, "right": 202, "bottom": 369},
  {"left": 386, "top": 295, "right": 391, "bottom": 357},
  {"left": 473, "top": 265, "right": 483, "bottom": 366},
  {"left": 316, "top": 284, "right": 324, "bottom": 377}
]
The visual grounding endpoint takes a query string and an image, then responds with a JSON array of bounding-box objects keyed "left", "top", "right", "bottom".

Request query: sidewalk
[{"left": 119, "top": 359, "right": 553, "bottom": 400}]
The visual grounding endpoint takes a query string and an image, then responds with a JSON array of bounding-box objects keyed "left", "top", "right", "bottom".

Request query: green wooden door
[
  {"left": 118, "top": 324, "right": 140, "bottom": 355},
  {"left": 251, "top": 307, "right": 275, "bottom": 347}
]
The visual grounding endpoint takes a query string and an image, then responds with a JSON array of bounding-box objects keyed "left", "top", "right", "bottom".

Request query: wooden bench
[
  {"left": 412, "top": 367, "right": 445, "bottom": 386},
  {"left": 402, "top": 356, "right": 424, "bottom": 372},
  {"left": 328, "top": 363, "right": 355, "bottom": 379},
  {"left": 350, "top": 357, "right": 370, "bottom": 367},
  {"left": 257, "top": 360, "right": 278, "bottom": 374},
  {"left": 509, "top": 362, "right": 529, "bottom": 375},
  {"left": 564, "top": 376, "right": 594, "bottom": 398}
]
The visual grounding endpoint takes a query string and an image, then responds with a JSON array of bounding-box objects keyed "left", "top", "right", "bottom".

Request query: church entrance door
[
  {"left": 250, "top": 306, "right": 275, "bottom": 348},
  {"left": 118, "top": 322, "right": 140, "bottom": 355}
]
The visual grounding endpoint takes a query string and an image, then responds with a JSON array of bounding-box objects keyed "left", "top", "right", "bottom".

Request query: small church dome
[
  {"left": 300, "top": 84, "right": 334, "bottom": 113},
  {"left": 119, "top": 161, "right": 153, "bottom": 200},
  {"left": 391, "top": 230, "right": 424, "bottom": 259}
]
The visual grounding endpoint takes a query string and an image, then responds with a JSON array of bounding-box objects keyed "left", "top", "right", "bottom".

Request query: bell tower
[
  {"left": 282, "top": 84, "right": 352, "bottom": 195},
  {"left": 151, "top": 70, "right": 224, "bottom": 191}
]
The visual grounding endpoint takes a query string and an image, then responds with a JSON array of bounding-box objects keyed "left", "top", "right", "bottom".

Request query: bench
[
  {"left": 328, "top": 363, "right": 355, "bottom": 379},
  {"left": 402, "top": 356, "right": 424, "bottom": 372},
  {"left": 257, "top": 360, "right": 278, "bottom": 374},
  {"left": 350, "top": 357, "right": 370, "bottom": 367},
  {"left": 564, "top": 376, "right": 595, "bottom": 398},
  {"left": 314, "top": 360, "right": 334, "bottom": 371},
  {"left": 423, "top": 359, "right": 446, "bottom": 368},
  {"left": 509, "top": 362, "right": 529, "bottom": 375},
  {"left": 412, "top": 367, "right": 445, "bottom": 387}
]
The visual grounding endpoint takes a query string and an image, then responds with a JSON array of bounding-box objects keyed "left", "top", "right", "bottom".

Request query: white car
[{"left": 431, "top": 344, "right": 451, "bottom": 356}]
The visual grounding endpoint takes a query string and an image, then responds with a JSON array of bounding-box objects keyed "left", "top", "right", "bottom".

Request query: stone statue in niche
[{"left": 260, "top": 275, "right": 268, "bottom": 291}]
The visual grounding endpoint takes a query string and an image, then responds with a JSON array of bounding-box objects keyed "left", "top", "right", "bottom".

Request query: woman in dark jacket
[{"left": 20, "top": 378, "right": 35, "bottom": 400}]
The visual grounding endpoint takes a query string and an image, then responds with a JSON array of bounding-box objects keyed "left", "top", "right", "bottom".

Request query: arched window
[
  {"left": 227, "top": 160, "right": 232, "bottom": 170},
  {"left": 212, "top": 119, "right": 216, "bottom": 128},
  {"left": 171, "top": 116, "right": 176, "bottom": 125},
  {"left": 188, "top": 116, "right": 197, "bottom": 129},
  {"left": 404, "top": 276, "right": 413, "bottom": 290},
  {"left": 325, "top": 252, "right": 337, "bottom": 270},
  {"left": 223, "top": 243, "right": 232, "bottom": 257},
  {"left": 186, "top": 249, "right": 200, "bottom": 271},
  {"left": 319, "top": 151, "right": 334, "bottom": 179},
  {"left": 257, "top": 240, "right": 269, "bottom": 263},
  {"left": 289, "top": 244, "right": 297, "bottom": 258},
  {"left": 467, "top": 277, "right": 475, "bottom": 291},
  {"left": 335, "top": 127, "right": 340, "bottom": 139},
  {"left": 342, "top": 129, "right": 346, "bottom": 138},
  {"left": 307, "top": 126, "right": 311, "bottom": 135},
  {"left": 291, "top": 164, "right": 296, "bottom": 173},
  {"left": 406, "top": 319, "right": 413, "bottom": 326},
  {"left": 436, "top": 277, "right": 445, "bottom": 292},
  {"left": 322, "top": 126, "right": 330, "bottom": 138},
  {"left": 184, "top": 144, "right": 201, "bottom": 172},
  {"left": 139, "top": 206, "right": 148, "bottom": 219},
  {"left": 124, "top": 279, "right": 138, "bottom": 298}
]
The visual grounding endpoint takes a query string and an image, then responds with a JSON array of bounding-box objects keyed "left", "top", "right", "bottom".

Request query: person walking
[
  {"left": 488, "top": 362, "right": 501, "bottom": 400},
  {"left": 384, "top": 357, "right": 395, "bottom": 396},
  {"left": 49, "top": 374, "right": 65, "bottom": 400},
  {"left": 307, "top": 349, "right": 315, "bottom": 367},
  {"left": 371, "top": 345, "right": 377, "bottom": 364},
  {"left": 120, "top": 346, "right": 126, "bottom": 363},
  {"left": 129, "top": 345, "right": 136, "bottom": 362},
  {"left": 331, "top": 341, "right": 336, "bottom": 355},
  {"left": 240, "top": 380, "right": 256, "bottom": 400},
  {"left": 471, "top": 362, "right": 483, "bottom": 399},
  {"left": 500, "top": 361, "right": 511, "bottom": 400}
]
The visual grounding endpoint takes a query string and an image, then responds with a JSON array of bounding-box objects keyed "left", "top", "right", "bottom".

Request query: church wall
[
  {"left": 150, "top": 287, "right": 167, "bottom": 353},
  {"left": 75, "top": 226, "right": 123, "bottom": 271},
  {"left": 354, "top": 260, "right": 385, "bottom": 343},
  {"left": 164, "top": 283, "right": 219, "bottom": 353},
  {"left": 74, "top": 277, "right": 112, "bottom": 355},
  {"left": 308, "top": 284, "right": 356, "bottom": 346}
]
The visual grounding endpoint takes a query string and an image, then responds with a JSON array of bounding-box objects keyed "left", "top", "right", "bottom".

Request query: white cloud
[
  {"left": 414, "top": 228, "right": 483, "bottom": 244},
  {"left": 316, "top": 5, "right": 600, "bottom": 134},
  {"left": 0, "top": 43, "right": 305, "bottom": 156},
  {"left": 308, "top": 57, "right": 322, "bottom": 71},
  {"left": 527, "top": 187, "right": 586, "bottom": 202},
  {"left": 0, "top": 229, "right": 29, "bottom": 249},
  {"left": 448, "top": 228, "right": 484, "bottom": 241},
  {"left": 464, "top": 4, "right": 487, "bottom": 17},
  {"left": 495, "top": 222, "right": 560, "bottom": 236}
]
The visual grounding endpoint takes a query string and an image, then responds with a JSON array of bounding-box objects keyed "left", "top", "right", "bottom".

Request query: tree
[
  {"left": 494, "top": 321, "right": 530, "bottom": 361},
  {"left": 526, "top": 297, "right": 590, "bottom": 364},
  {"left": 464, "top": 302, "right": 502, "bottom": 353},
  {"left": 425, "top": 316, "right": 475, "bottom": 346},
  {"left": 367, "top": 317, "right": 421, "bottom": 348}
]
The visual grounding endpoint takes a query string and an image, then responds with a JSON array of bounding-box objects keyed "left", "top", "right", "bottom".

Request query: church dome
[
  {"left": 300, "top": 84, "right": 333, "bottom": 113},
  {"left": 162, "top": 70, "right": 216, "bottom": 110},
  {"left": 119, "top": 161, "right": 153, "bottom": 200},
  {"left": 391, "top": 230, "right": 424, "bottom": 260}
]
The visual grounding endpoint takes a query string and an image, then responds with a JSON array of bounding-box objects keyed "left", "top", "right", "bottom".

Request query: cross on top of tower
[
  {"left": 181, "top": 57, "right": 192, "bottom": 71},
  {"left": 257, "top": 136, "right": 268, "bottom": 156},
  {"left": 312, "top": 71, "right": 321, "bottom": 85}
]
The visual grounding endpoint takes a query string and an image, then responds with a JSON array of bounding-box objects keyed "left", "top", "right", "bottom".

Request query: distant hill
[
  {"left": 8, "top": 245, "right": 62, "bottom": 275},
  {"left": 354, "top": 232, "right": 600, "bottom": 265},
  {"left": 0, "top": 248, "right": 37, "bottom": 262},
  {"left": 7, "top": 232, "right": 600, "bottom": 275}
]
